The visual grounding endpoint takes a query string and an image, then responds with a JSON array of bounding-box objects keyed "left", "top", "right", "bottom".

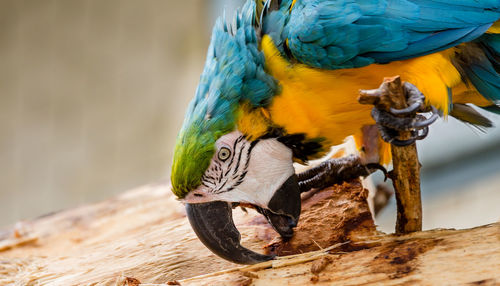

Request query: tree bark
[{"left": 1, "top": 181, "right": 498, "bottom": 285}]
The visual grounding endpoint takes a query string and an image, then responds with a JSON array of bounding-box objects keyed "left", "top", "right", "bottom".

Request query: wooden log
[
  {"left": 0, "top": 180, "right": 374, "bottom": 285},
  {"left": 359, "top": 76, "right": 423, "bottom": 233},
  {"left": 1, "top": 181, "right": 498, "bottom": 285},
  {"left": 180, "top": 223, "right": 500, "bottom": 286}
]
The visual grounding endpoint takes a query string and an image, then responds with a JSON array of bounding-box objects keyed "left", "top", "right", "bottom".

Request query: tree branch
[{"left": 359, "top": 76, "right": 422, "bottom": 233}]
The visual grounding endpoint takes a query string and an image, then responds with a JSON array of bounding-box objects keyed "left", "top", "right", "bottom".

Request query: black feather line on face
[
  {"left": 201, "top": 172, "right": 215, "bottom": 185},
  {"left": 278, "top": 134, "right": 324, "bottom": 162},
  {"left": 204, "top": 174, "right": 216, "bottom": 181},
  {"left": 258, "top": 127, "right": 325, "bottom": 162},
  {"left": 214, "top": 161, "right": 221, "bottom": 171},
  {"left": 232, "top": 144, "right": 245, "bottom": 176},
  {"left": 225, "top": 135, "right": 244, "bottom": 175},
  {"left": 231, "top": 171, "right": 247, "bottom": 189},
  {"left": 217, "top": 139, "right": 259, "bottom": 194}
]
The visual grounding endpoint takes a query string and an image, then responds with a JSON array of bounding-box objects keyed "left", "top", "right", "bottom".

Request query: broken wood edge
[
  {"left": 0, "top": 235, "right": 38, "bottom": 252},
  {"left": 358, "top": 75, "right": 422, "bottom": 234}
]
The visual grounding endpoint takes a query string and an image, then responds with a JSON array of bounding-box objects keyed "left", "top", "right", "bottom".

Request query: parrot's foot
[
  {"left": 372, "top": 82, "right": 438, "bottom": 146},
  {"left": 297, "top": 154, "right": 387, "bottom": 192}
]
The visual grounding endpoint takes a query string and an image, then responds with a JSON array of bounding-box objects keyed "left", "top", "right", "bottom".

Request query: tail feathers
[
  {"left": 481, "top": 104, "right": 500, "bottom": 115},
  {"left": 452, "top": 32, "right": 500, "bottom": 108},
  {"left": 450, "top": 103, "right": 494, "bottom": 130},
  {"left": 465, "top": 62, "right": 500, "bottom": 103},
  {"left": 479, "top": 33, "right": 500, "bottom": 72},
  {"left": 475, "top": 33, "right": 500, "bottom": 118}
]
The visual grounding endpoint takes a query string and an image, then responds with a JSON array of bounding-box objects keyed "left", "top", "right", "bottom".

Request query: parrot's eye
[{"left": 218, "top": 147, "right": 231, "bottom": 161}]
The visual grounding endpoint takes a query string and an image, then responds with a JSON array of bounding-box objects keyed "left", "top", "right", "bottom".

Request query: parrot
[{"left": 170, "top": 0, "right": 500, "bottom": 264}]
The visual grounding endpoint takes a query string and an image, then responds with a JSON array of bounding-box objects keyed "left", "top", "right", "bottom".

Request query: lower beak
[
  {"left": 185, "top": 175, "right": 301, "bottom": 264},
  {"left": 257, "top": 174, "right": 301, "bottom": 239}
]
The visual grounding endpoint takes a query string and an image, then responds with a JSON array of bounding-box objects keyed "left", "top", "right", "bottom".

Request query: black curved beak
[
  {"left": 186, "top": 201, "right": 274, "bottom": 264},
  {"left": 185, "top": 175, "right": 302, "bottom": 264}
]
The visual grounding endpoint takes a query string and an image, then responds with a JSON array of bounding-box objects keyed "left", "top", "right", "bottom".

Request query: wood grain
[{"left": 1, "top": 181, "right": 498, "bottom": 285}]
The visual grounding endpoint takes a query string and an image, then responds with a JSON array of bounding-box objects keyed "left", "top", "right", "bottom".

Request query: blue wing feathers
[
  {"left": 270, "top": 0, "right": 500, "bottom": 69},
  {"left": 368, "top": 24, "right": 492, "bottom": 63}
]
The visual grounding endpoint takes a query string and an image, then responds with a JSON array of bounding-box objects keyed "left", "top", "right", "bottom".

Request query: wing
[{"left": 273, "top": 0, "right": 500, "bottom": 69}]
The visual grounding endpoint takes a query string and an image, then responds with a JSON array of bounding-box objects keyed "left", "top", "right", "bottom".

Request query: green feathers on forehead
[{"left": 171, "top": 1, "right": 278, "bottom": 198}]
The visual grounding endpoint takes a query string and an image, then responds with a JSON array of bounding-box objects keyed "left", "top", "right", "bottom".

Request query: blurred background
[{"left": 0, "top": 0, "right": 499, "bottom": 231}]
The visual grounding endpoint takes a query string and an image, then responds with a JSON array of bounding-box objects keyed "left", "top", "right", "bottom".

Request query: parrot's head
[{"left": 171, "top": 1, "right": 302, "bottom": 264}]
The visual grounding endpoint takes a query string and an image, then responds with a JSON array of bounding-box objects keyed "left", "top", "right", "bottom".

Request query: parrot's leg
[
  {"left": 297, "top": 154, "right": 387, "bottom": 192},
  {"left": 372, "top": 82, "right": 438, "bottom": 146}
]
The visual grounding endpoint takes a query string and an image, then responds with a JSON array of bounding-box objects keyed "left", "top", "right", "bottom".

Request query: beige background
[
  {"left": 1, "top": 0, "right": 499, "bottom": 230},
  {"left": 0, "top": 0, "right": 214, "bottom": 226}
]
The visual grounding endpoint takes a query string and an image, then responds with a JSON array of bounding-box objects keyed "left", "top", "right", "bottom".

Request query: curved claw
[
  {"left": 365, "top": 163, "right": 388, "bottom": 182},
  {"left": 379, "top": 124, "right": 430, "bottom": 147},
  {"left": 389, "top": 102, "right": 421, "bottom": 116},
  {"left": 388, "top": 137, "right": 416, "bottom": 147},
  {"left": 372, "top": 107, "right": 438, "bottom": 132},
  {"left": 378, "top": 125, "right": 417, "bottom": 146},
  {"left": 375, "top": 102, "right": 438, "bottom": 146},
  {"left": 186, "top": 201, "right": 275, "bottom": 265},
  {"left": 413, "top": 106, "right": 439, "bottom": 129},
  {"left": 415, "top": 126, "right": 429, "bottom": 140},
  {"left": 371, "top": 108, "right": 415, "bottom": 131}
]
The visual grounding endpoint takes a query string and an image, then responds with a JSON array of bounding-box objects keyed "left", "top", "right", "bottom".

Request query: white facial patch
[{"left": 184, "top": 131, "right": 295, "bottom": 208}]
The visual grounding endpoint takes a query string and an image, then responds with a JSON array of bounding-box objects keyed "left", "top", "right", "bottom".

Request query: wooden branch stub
[{"left": 359, "top": 76, "right": 422, "bottom": 234}]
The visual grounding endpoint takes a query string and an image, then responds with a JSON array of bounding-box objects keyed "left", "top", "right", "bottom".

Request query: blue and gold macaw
[{"left": 171, "top": 0, "right": 500, "bottom": 264}]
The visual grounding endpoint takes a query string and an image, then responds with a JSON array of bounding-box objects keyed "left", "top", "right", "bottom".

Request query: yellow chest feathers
[{"left": 237, "top": 35, "right": 487, "bottom": 147}]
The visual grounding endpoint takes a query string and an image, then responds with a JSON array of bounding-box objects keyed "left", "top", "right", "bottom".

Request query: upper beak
[
  {"left": 186, "top": 201, "right": 275, "bottom": 264},
  {"left": 185, "top": 175, "right": 302, "bottom": 264}
]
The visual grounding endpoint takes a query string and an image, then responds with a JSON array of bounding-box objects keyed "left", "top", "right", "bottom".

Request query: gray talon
[
  {"left": 415, "top": 126, "right": 429, "bottom": 140},
  {"left": 390, "top": 102, "right": 421, "bottom": 115},
  {"left": 413, "top": 106, "right": 439, "bottom": 129},
  {"left": 373, "top": 84, "right": 438, "bottom": 146}
]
